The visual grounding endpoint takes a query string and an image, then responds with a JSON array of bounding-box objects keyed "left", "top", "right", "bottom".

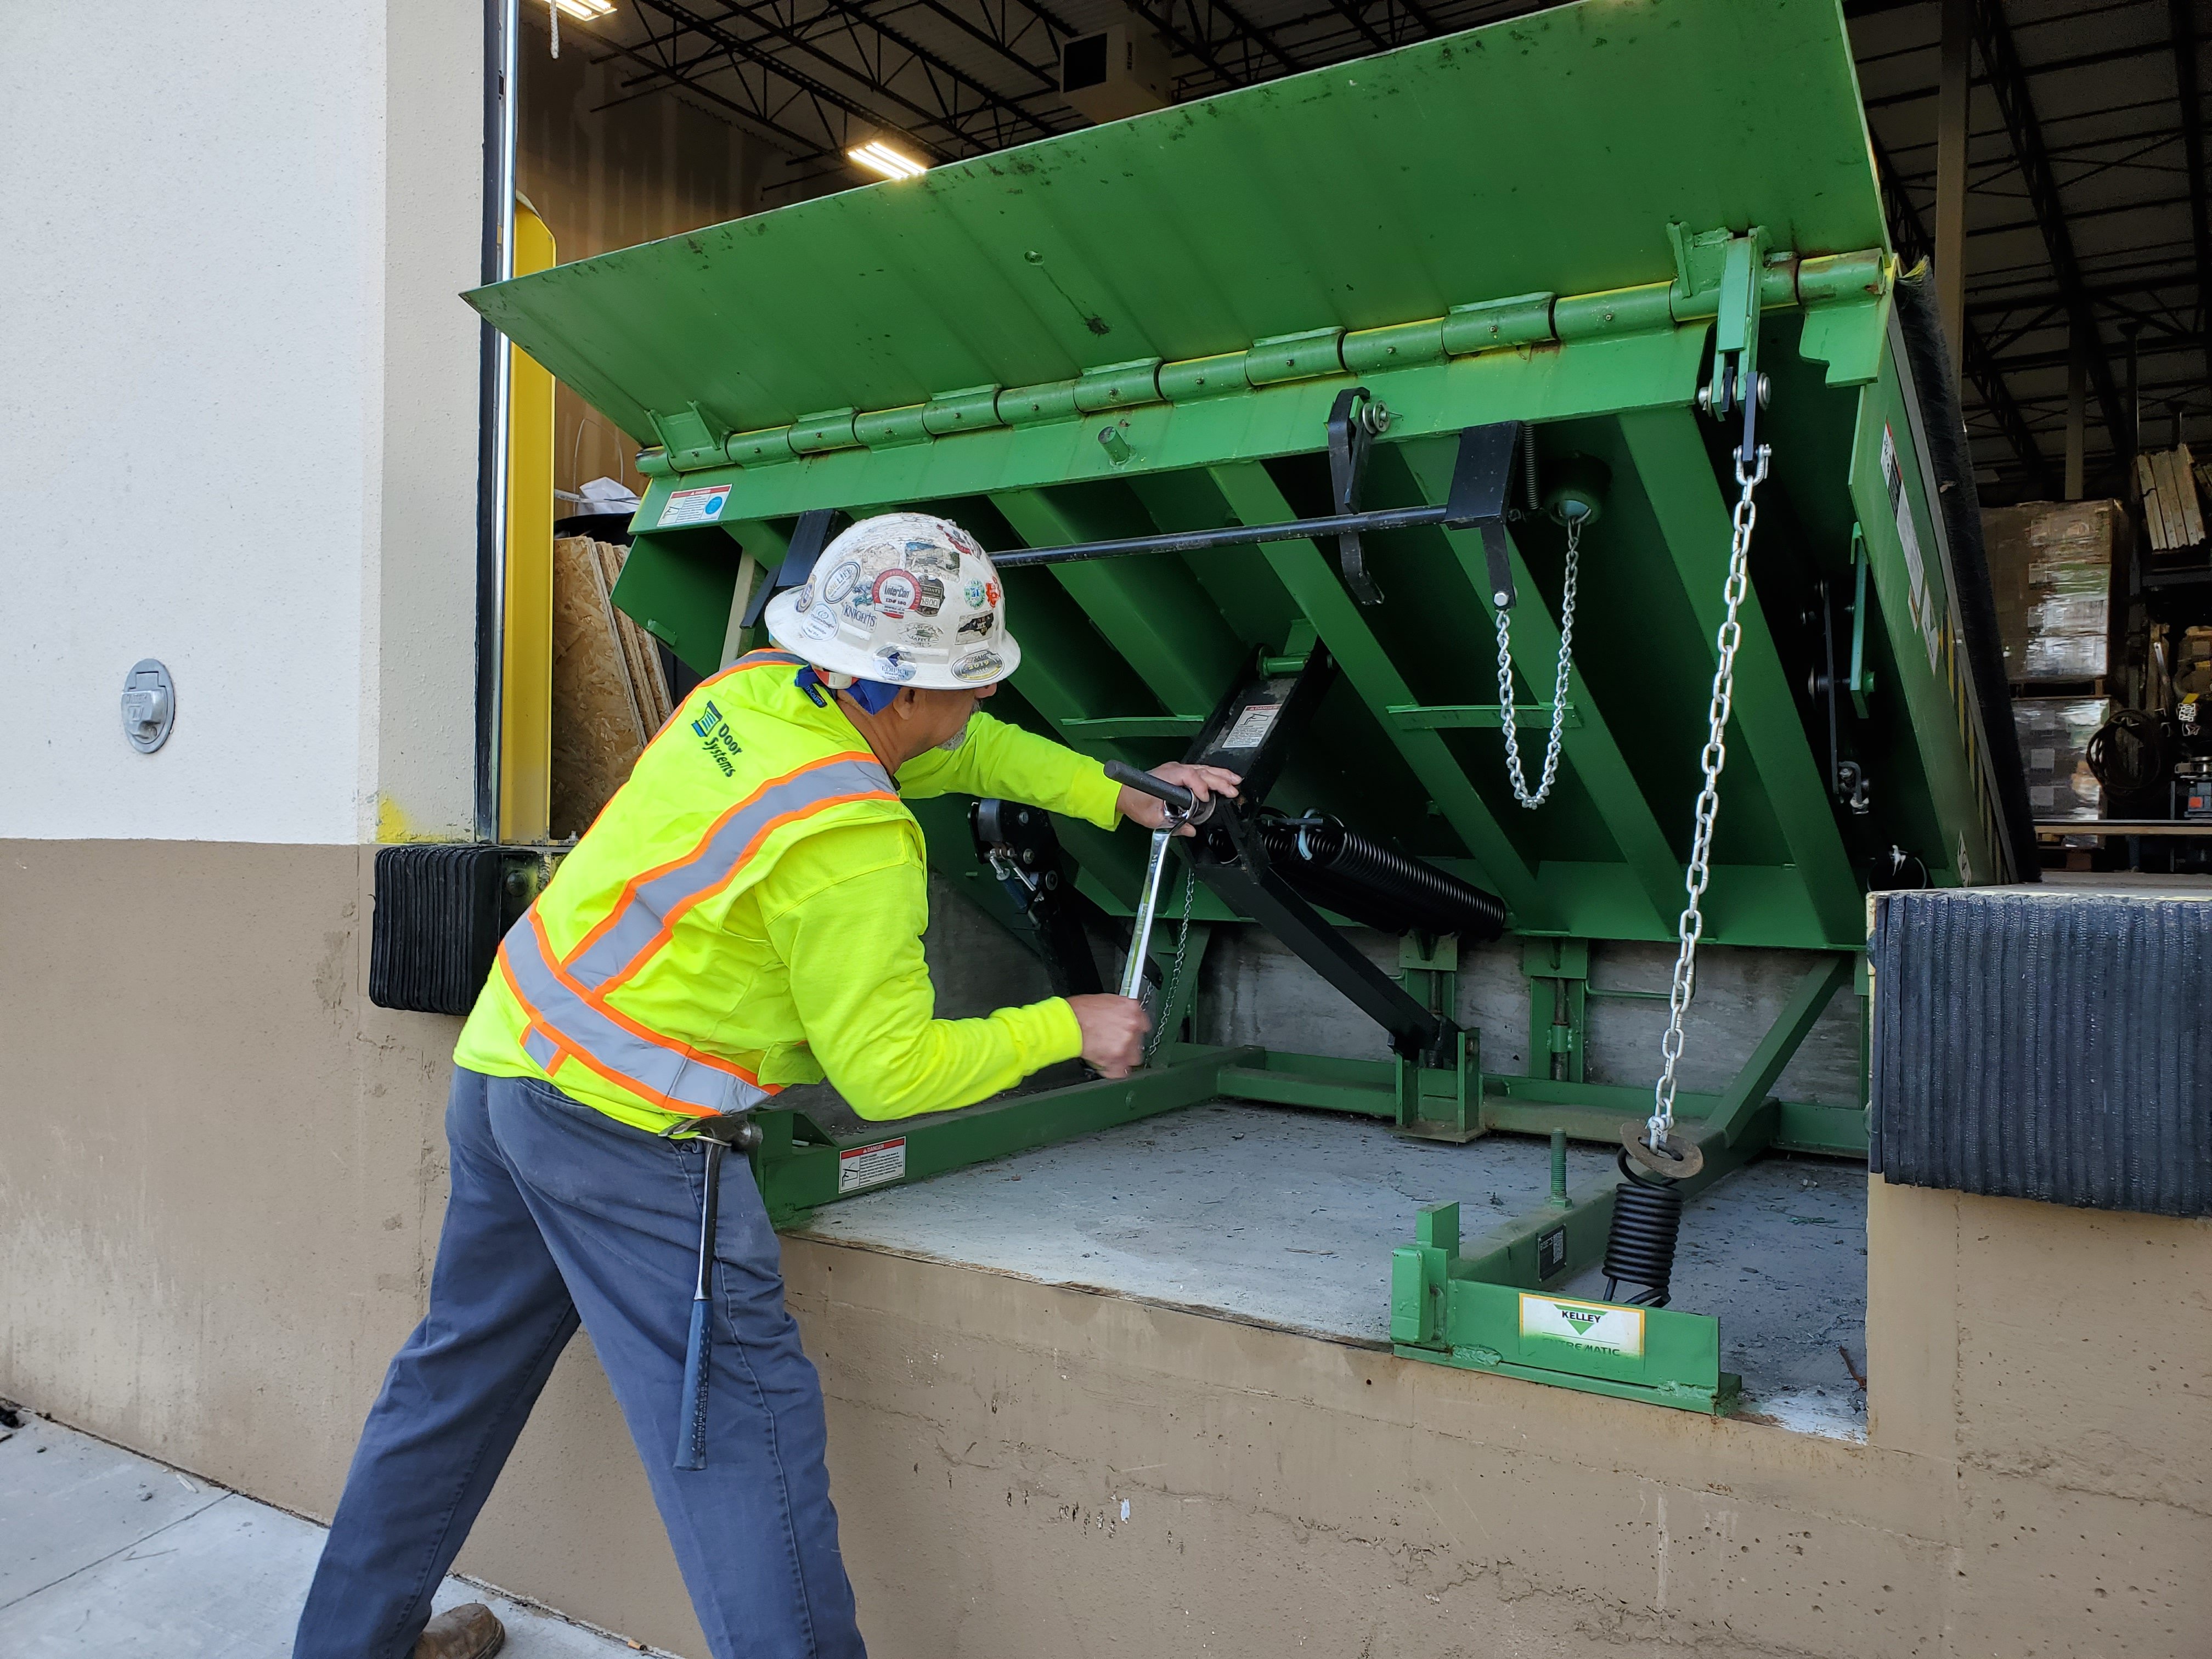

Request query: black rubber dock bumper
[{"left": 1870, "top": 884, "right": 2212, "bottom": 1217}]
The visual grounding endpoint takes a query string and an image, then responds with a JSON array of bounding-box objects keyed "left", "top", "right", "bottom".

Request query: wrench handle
[{"left": 1118, "top": 827, "right": 1177, "bottom": 1001}]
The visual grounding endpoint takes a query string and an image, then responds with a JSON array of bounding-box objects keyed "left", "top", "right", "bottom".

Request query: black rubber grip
[
  {"left": 1104, "top": 761, "right": 1195, "bottom": 811},
  {"left": 1104, "top": 761, "right": 1220, "bottom": 825}
]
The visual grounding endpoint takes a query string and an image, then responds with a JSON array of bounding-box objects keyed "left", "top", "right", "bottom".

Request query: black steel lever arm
[{"left": 1104, "top": 761, "right": 1218, "bottom": 826}]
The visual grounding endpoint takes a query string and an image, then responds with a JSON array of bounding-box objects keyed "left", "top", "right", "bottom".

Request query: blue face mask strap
[{"left": 795, "top": 665, "right": 901, "bottom": 715}]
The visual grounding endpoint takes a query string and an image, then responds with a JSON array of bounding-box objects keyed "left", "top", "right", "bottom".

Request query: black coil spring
[
  {"left": 1602, "top": 1152, "right": 1684, "bottom": 1308},
  {"left": 1254, "top": 815, "right": 1508, "bottom": 940}
]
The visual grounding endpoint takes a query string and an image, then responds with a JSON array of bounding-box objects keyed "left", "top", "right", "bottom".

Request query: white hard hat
[{"left": 763, "top": 512, "right": 1021, "bottom": 692}]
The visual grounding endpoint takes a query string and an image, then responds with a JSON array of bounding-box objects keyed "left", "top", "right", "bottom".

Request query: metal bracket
[
  {"left": 970, "top": 799, "right": 1105, "bottom": 996},
  {"left": 1847, "top": 526, "right": 1875, "bottom": 720},
  {"left": 991, "top": 421, "right": 1528, "bottom": 573},
  {"left": 741, "top": 507, "right": 844, "bottom": 628},
  {"left": 1695, "top": 230, "right": 1772, "bottom": 463},
  {"left": 1807, "top": 577, "right": 1873, "bottom": 815},
  {"left": 1444, "top": 421, "right": 1522, "bottom": 611},
  {"left": 1327, "top": 387, "right": 1389, "bottom": 605}
]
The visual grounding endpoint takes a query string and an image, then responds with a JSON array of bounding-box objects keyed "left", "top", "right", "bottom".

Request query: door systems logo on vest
[{"left": 690, "top": 699, "right": 743, "bottom": 776}]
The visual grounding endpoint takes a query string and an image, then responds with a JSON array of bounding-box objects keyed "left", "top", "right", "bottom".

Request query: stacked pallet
[
  {"left": 2137, "top": 444, "right": 2206, "bottom": 552},
  {"left": 550, "top": 536, "right": 674, "bottom": 839},
  {"left": 1982, "top": 499, "right": 2120, "bottom": 685}
]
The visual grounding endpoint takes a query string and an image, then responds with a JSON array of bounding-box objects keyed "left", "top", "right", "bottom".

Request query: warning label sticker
[
  {"left": 1222, "top": 702, "right": 1283, "bottom": 751},
  {"left": 1519, "top": 1292, "right": 1645, "bottom": 1357},
  {"left": 1536, "top": 1226, "right": 1568, "bottom": 1281},
  {"left": 658, "top": 484, "right": 731, "bottom": 528},
  {"left": 1880, "top": 425, "right": 1942, "bottom": 673},
  {"left": 837, "top": 1138, "right": 907, "bottom": 1194}
]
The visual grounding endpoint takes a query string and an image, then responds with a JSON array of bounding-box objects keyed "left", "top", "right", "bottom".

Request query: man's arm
[
  {"left": 894, "top": 713, "right": 1122, "bottom": 827},
  {"left": 896, "top": 712, "right": 1244, "bottom": 834},
  {"left": 759, "top": 823, "right": 1143, "bottom": 1120}
]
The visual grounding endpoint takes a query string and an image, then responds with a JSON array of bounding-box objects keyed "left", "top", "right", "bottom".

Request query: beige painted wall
[
  {"left": 0, "top": 0, "right": 482, "bottom": 845},
  {"left": 3, "top": 840, "right": 2205, "bottom": 1656}
]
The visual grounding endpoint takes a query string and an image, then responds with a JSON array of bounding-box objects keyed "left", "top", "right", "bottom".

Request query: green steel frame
[{"left": 466, "top": 0, "right": 2017, "bottom": 1412}]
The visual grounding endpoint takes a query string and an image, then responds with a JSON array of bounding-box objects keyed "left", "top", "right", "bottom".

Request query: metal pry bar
[{"left": 991, "top": 421, "right": 1526, "bottom": 576}]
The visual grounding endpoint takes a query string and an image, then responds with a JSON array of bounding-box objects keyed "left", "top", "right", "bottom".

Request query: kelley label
[{"left": 1519, "top": 1292, "right": 1645, "bottom": 1357}]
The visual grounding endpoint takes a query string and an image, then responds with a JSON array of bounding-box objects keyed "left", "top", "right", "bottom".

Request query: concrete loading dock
[{"left": 4, "top": 1, "right": 2209, "bottom": 1655}]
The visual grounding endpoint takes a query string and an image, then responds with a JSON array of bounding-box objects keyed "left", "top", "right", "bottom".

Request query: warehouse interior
[
  {"left": 517, "top": 0, "right": 2212, "bottom": 861},
  {"left": 2, "top": 1, "right": 2208, "bottom": 1656}
]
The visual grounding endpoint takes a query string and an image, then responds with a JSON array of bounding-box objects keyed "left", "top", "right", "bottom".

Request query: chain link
[
  {"left": 1649, "top": 443, "right": 1770, "bottom": 1150},
  {"left": 1494, "top": 516, "right": 1583, "bottom": 809},
  {"left": 1143, "top": 864, "right": 1198, "bottom": 1063}
]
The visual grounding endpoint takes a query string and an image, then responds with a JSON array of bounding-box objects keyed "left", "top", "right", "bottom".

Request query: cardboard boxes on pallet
[
  {"left": 2013, "top": 696, "right": 2111, "bottom": 822},
  {"left": 1982, "top": 499, "right": 2122, "bottom": 685}
]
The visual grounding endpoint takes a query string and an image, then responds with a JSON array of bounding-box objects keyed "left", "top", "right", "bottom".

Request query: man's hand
[
  {"left": 1115, "top": 763, "right": 1244, "bottom": 837},
  {"left": 1067, "top": 994, "right": 1151, "bottom": 1079}
]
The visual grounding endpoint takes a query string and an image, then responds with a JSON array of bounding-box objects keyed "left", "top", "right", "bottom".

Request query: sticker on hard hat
[
  {"left": 956, "top": 613, "right": 994, "bottom": 641},
  {"left": 952, "top": 647, "right": 1005, "bottom": 682},
  {"left": 873, "top": 647, "right": 917, "bottom": 683},
  {"left": 799, "top": 607, "right": 839, "bottom": 642},
  {"left": 792, "top": 583, "right": 816, "bottom": 613},
  {"left": 963, "top": 579, "right": 987, "bottom": 608},
  {"left": 822, "top": 560, "right": 861, "bottom": 603},
  {"left": 872, "top": 569, "right": 921, "bottom": 615},
  {"left": 915, "top": 578, "right": 945, "bottom": 616}
]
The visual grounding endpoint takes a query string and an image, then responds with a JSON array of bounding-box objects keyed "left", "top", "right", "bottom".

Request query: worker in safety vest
[{"left": 294, "top": 511, "right": 1241, "bottom": 1659}]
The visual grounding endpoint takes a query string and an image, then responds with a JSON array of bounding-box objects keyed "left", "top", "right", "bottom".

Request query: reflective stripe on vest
[
  {"left": 497, "top": 744, "right": 899, "bottom": 1117},
  {"left": 565, "top": 754, "right": 896, "bottom": 995}
]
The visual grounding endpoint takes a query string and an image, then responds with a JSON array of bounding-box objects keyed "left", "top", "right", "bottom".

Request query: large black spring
[
  {"left": 1602, "top": 1152, "right": 1684, "bottom": 1307},
  {"left": 1255, "top": 815, "right": 1508, "bottom": 940}
]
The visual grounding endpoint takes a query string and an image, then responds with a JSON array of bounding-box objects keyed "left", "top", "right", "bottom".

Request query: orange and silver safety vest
[{"left": 458, "top": 650, "right": 908, "bottom": 1121}]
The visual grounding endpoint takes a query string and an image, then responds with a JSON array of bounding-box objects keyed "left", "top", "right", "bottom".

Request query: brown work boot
[{"left": 414, "top": 1602, "right": 506, "bottom": 1659}]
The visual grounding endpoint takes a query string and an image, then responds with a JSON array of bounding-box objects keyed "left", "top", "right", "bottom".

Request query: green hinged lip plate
[{"left": 464, "top": 0, "right": 1888, "bottom": 445}]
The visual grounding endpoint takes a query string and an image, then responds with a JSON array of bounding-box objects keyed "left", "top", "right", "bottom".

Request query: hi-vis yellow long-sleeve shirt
[{"left": 454, "top": 651, "right": 1124, "bottom": 1136}]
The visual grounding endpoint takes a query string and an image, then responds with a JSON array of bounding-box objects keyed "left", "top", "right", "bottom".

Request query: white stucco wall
[{"left": 0, "top": 1, "right": 482, "bottom": 844}]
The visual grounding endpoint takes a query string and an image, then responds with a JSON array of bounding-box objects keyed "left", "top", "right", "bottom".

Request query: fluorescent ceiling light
[
  {"left": 553, "top": 0, "right": 615, "bottom": 20},
  {"left": 848, "top": 140, "right": 927, "bottom": 180}
]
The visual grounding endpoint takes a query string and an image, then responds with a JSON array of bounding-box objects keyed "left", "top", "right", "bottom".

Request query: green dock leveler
[{"left": 469, "top": 0, "right": 2030, "bottom": 1414}]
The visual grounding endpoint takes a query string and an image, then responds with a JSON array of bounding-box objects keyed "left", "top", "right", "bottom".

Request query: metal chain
[
  {"left": 1494, "top": 516, "right": 1583, "bottom": 808},
  {"left": 1143, "top": 864, "right": 1197, "bottom": 1062},
  {"left": 1649, "top": 442, "right": 1770, "bottom": 1150}
]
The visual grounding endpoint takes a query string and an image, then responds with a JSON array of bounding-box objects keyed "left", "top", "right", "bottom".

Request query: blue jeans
[{"left": 295, "top": 1068, "right": 865, "bottom": 1658}]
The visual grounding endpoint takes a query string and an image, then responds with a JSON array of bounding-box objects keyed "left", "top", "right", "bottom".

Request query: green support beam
[
  {"left": 992, "top": 486, "right": 1251, "bottom": 718},
  {"left": 1703, "top": 951, "right": 1856, "bottom": 1144},
  {"left": 1619, "top": 409, "right": 1863, "bottom": 942},
  {"left": 1206, "top": 462, "right": 1551, "bottom": 928},
  {"left": 751, "top": 1045, "right": 1259, "bottom": 1226},
  {"left": 1401, "top": 447, "right": 1683, "bottom": 933}
]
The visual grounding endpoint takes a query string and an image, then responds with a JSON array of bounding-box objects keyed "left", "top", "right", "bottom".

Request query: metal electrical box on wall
[{"left": 1058, "top": 24, "right": 1170, "bottom": 124}]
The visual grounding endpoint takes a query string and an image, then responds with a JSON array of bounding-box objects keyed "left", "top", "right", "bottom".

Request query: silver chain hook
[
  {"left": 1143, "top": 864, "right": 1198, "bottom": 1063},
  {"left": 1649, "top": 441, "right": 1770, "bottom": 1151},
  {"left": 1494, "top": 515, "right": 1583, "bottom": 809}
]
